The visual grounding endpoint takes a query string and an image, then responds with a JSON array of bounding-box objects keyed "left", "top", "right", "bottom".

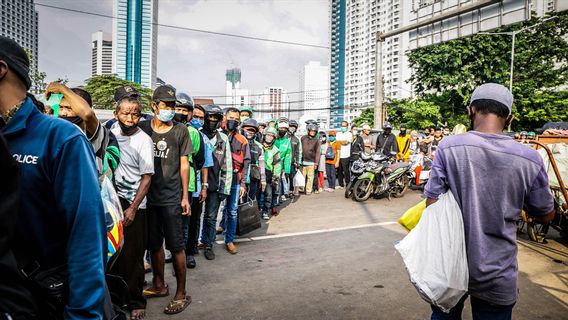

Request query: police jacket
[{"left": 1, "top": 98, "right": 107, "bottom": 319}]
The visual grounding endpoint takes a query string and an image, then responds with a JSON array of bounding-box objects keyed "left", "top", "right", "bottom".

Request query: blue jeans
[
  {"left": 201, "top": 190, "right": 225, "bottom": 249},
  {"left": 221, "top": 184, "right": 240, "bottom": 244},
  {"left": 431, "top": 295, "right": 515, "bottom": 320}
]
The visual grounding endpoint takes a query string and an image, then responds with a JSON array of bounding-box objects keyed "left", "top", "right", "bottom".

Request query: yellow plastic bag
[{"left": 398, "top": 199, "right": 426, "bottom": 232}]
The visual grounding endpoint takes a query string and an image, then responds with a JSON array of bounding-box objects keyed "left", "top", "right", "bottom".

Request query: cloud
[{"left": 37, "top": 0, "right": 329, "bottom": 99}]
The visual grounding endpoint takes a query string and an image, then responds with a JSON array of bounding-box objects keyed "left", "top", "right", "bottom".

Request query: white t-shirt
[
  {"left": 336, "top": 131, "right": 353, "bottom": 159},
  {"left": 111, "top": 127, "right": 155, "bottom": 209}
]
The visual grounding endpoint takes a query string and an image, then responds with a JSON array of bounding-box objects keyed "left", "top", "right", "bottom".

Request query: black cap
[
  {"left": 114, "top": 85, "right": 139, "bottom": 102},
  {"left": 153, "top": 84, "right": 177, "bottom": 102},
  {"left": 0, "top": 36, "right": 31, "bottom": 90}
]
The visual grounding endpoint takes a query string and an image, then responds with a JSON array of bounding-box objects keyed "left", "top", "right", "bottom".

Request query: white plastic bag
[
  {"left": 293, "top": 170, "right": 305, "bottom": 188},
  {"left": 394, "top": 191, "right": 468, "bottom": 312}
]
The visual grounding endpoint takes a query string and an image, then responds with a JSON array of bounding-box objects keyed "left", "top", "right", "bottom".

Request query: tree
[
  {"left": 352, "top": 108, "right": 374, "bottom": 127},
  {"left": 407, "top": 12, "right": 568, "bottom": 130},
  {"left": 387, "top": 99, "right": 442, "bottom": 130},
  {"left": 84, "top": 75, "right": 153, "bottom": 111}
]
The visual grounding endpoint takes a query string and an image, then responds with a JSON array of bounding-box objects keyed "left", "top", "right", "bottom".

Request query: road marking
[{"left": 216, "top": 221, "right": 399, "bottom": 244}]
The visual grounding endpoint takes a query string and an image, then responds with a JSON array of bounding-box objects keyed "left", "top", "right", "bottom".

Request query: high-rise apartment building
[
  {"left": 342, "top": 0, "right": 412, "bottom": 124},
  {"left": 113, "top": 0, "right": 158, "bottom": 88},
  {"left": 225, "top": 68, "right": 250, "bottom": 108},
  {"left": 330, "top": 0, "right": 566, "bottom": 127},
  {"left": 1, "top": 0, "right": 39, "bottom": 69},
  {"left": 91, "top": 31, "right": 113, "bottom": 76},
  {"left": 329, "top": 0, "right": 347, "bottom": 128},
  {"left": 260, "top": 87, "right": 289, "bottom": 120},
  {"left": 299, "top": 61, "right": 330, "bottom": 128}
]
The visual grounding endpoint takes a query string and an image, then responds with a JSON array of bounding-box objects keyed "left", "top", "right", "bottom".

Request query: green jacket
[
  {"left": 263, "top": 144, "right": 282, "bottom": 177},
  {"left": 274, "top": 136, "right": 292, "bottom": 174},
  {"left": 187, "top": 126, "right": 201, "bottom": 193}
]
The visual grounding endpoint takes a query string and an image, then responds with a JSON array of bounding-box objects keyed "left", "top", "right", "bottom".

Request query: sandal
[
  {"left": 130, "top": 309, "right": 145, "bottom": 320},
  {"left": 163, "top": 296, "right": 192, "bottom": 315},
  {"left": 143, "top": 284, "right": 169, "bottom": 298}
]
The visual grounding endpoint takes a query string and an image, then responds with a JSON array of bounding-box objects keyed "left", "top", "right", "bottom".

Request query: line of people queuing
[{"left": 0, "top": 36, "right": 370, "bottom": 319}]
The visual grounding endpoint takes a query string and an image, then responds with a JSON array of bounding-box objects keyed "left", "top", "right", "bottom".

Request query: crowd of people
[{"left": 0, "top": 36, "right": 559, "bottom": 320}]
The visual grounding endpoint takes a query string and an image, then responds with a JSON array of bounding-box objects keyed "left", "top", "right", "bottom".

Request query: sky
[{"left": 36, "top": 0, "right": 330, "bottom": 101}]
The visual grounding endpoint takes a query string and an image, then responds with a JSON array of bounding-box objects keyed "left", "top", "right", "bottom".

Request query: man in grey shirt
[{"left": 424, "top": 83, "right": 556, "bottom": 320}]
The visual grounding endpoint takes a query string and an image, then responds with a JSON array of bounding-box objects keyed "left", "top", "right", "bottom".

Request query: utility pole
[{"left": 374, "top": 31, "right": 384, "bottom": 129}]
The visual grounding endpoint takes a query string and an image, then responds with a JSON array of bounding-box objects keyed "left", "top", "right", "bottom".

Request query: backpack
[{"left": 325, "top": 145, "right": 335, "bottom": 160}]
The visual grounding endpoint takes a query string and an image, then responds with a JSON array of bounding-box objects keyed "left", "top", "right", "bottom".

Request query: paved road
[{"left": 145, "top": 190, "right": 568, "bottom": 319}]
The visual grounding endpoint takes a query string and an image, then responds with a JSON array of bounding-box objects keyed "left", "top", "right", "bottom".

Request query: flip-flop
[
  {"left": 130, "top": 309, "right": 145, "bottom": 320},
  {"left": 163, "top": 296, "right": 192, "bottom": 315},
  {"left": 143, "top": 285, "right": 169, "bottom": 298}
]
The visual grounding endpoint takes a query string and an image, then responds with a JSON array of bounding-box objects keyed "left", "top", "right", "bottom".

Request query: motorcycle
[
  {"left": 344, "top": 154, "right": 372, "bottom": 198},
  {"left": 352, "top": 152, "right": 412, "bottom": 202}
]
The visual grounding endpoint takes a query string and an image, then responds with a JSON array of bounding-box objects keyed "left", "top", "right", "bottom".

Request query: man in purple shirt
[{"left": 424, "top": 83, "right": 556, "bottom": 320}]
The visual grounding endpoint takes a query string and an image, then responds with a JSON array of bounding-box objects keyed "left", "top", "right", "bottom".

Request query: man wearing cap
[
  {"left": 423, "top": 83, "right": 556, "bottom": 319},
  {"left": 139, "top": 84, "right": 193, "bottom": 314},
  {"left": 361, "top": 124, "right": 374, "bottom": 154},
  {"left": 104, "top": 86, "right": 142, "bottom": 130},
  {"left": 109, "top": 89, "right": 154, "bottom": 319},
  {"left": 0, "top": 36, "right": 107, "bottom": 318}
]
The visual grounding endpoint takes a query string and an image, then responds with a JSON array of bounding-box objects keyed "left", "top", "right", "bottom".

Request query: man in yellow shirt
[{"left": 396, "top": 124, "right": 411, "bottom": 161}]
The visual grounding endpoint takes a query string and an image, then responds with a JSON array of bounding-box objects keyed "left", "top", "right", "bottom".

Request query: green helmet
[
  {"left": 240, "top": 106, "right": 253, "bottom": 114},
  {"left": 528, "top": 132, "right": 536, "bottom": 138},
  {"left": 264, "top": 127, "right": 277, "bottom": 136}
]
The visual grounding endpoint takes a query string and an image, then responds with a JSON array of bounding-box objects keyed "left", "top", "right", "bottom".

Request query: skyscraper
[
  {"left": 91, "top": 31, "right": 113, "bottom": 76},
  {"left": 1, "top": 0, "right": 39, "bottom": 69},
  {"left": 341, "top": 0, "right": 412, "bottom": 124},
  {"left": 112, "top": 0, "right": 158, "bottom": 89},
  {"left": 299, "top": 61, "right": 330, "bottom": 127},
  {"left": 225, "top": 68, "right": 250, "bottom": 108},
  {"left": 329, "top": 0, "right": 346, "bottom": 128}
]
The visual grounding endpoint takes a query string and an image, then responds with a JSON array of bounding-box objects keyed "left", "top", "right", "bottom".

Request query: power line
[{"left": 35, "top": 3, "right": 330, "bottom": 49}]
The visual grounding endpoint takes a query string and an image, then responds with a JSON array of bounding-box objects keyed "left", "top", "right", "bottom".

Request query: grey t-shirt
[{"left": 424, "top": 131, "right": 554, "bottom": 305}]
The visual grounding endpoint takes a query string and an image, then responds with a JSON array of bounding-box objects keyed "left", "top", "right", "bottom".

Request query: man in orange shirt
[{"left": 324, "top": 130, "right": 340, "bottom": 192}]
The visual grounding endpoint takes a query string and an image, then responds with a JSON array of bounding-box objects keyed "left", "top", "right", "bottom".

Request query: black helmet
[
  {"left": 203, "top": 104, "right": 223, "bottom": 120},
  {"left": 383, "top": 122, "right": 393, "bottom": 129},
  {"left": 176, "top": 92, "right": 194, "bottom": 110},
  {"left": 289, "top": 119, "right": 299, "bottom": 128},
  {"left": 306, "top": 122, "right": 318, "bottom": 132},
  {"left": 242, "top": 118, "right": 259, "bottom": 131}
]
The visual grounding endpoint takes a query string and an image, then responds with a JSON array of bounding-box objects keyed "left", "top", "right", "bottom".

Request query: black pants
[
  {"left": 108, "top": 197, "right": 147, "bottom": 310},
  {"left": 185, "top": 196, "right": 202, "bottom": 255},
  {"left": 248, "top": 178, "right": 260, "bottom": 201},
  {"left": 337, "top": 158, "right": 351, "bottom": 187}
]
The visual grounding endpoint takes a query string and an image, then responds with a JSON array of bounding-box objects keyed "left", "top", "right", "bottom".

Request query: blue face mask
[
  {"left": 329, "top": 136, "right": 336, "bottom": 142},
  {"left": 157, "top": 109, "right": 175, "bottom": 122},
  {"left": 190, "top": 119, "right": 204, "bottom": 129},
  {"left": 340, "top": 127, "right": 347, "bottom": 132}
]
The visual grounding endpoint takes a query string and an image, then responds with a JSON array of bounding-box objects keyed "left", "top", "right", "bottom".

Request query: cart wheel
[{"left": 527, "top": 221, "right": 549, "bottom": 243}]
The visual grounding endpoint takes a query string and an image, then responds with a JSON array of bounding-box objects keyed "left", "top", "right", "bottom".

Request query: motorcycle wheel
[
  {"left": 353, "top": 179, "right": 373, "bottom": 202},
  {"left": 344, "top": 181, "right": 353, "bottom": 198},
  {"left": 391, "top": 175, "right": 410, "bottom": 198}
]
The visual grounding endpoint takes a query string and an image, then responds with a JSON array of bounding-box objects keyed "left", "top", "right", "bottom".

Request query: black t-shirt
[{"left": 139, "top": 121, "right": 193, "bottom": 206}]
